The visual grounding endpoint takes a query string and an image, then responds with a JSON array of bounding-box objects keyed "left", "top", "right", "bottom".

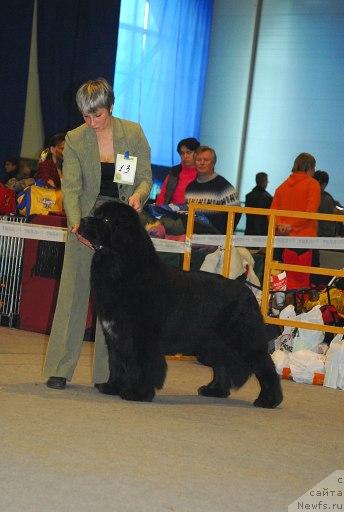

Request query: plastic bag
[
  {"left": 275, "top": 305, "right": 324, "bottom": 353},
  {"left": 289, "top": 350, "right": 326, "bottom": 385},
  {"left": 274, "top": 305, "right": 297, "bottom": 351},
  {"left": 200, "top": 246, "right": 260, "bottom": 282},
  {"left": 270, "top": 271, "right": 288, "bottom": 313},
  {"left": 270, "top": 271, "right": 287, "bottom": 291},
  {"left": 324, "top": 334, "right": 344, "bottom": 389},
  {"left": 292, "top": 306, "right": 324, "bottom": 352},
  {"left": 272, "top": 350, "right": 290, "bottom": 376}
]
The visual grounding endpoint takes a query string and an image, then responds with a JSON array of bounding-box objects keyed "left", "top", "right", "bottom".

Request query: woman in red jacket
[
  {"left": 35, "top": 132, "right": 66, "bottom": 188},
  {"left": 156, "top": 137, "right": 200, "bottom": 205}
]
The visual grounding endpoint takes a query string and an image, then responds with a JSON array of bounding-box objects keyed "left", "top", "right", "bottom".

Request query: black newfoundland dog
[{"left": 79, "top": 201, "right": 283, "bottom": 407}]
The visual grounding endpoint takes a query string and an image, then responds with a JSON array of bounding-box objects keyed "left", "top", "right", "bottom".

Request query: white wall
[
  {"left": 21, "top": 0, "right": 44, "bottom": 159},
  {"left": 201, "top": 0, "right": 344, "bottom": 206},
  {"left": 200, "top": 0, "right": 257, "bottom": 187}
]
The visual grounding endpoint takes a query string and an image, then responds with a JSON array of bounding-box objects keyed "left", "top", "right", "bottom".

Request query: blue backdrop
[{"left": 113, "top": 0, "right": 213, "bottom": 167}]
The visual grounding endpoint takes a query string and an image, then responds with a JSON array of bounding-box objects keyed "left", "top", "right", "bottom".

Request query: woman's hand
[
  {"left": 71, "top": 224, "right": 93, "bottom": 249},
  {"left": 276, "top": 224, "right": 292, "bottom": 235},
  {"left": 128, "top": 192, "right": 142, "bottom": 212}
]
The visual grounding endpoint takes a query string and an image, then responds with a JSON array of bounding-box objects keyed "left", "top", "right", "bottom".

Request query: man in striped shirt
[{"left": 185, "top": 145, "right": 240, "bottom": 234}]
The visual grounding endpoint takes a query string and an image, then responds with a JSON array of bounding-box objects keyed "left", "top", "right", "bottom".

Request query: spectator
[
  {"left": 313, "top": 170, "right": 337, "bottom": 237},
  {"left": 5, "top": 158, "right": 35, "bottom": 192},
  {"left": 1, "top": 156, "right": 19, "bottom": 184},
  {"left": 35, "top": 132, "right": 66, "bottom": 188},
  {"left": 312, "top": 170, "right": 342, "bottom": 284},
  {"left": 245, "top": 171, "right": 272, "bottom": 235},
  {"left": 271, "top": 152, "right": 321, "bottom": 289},
  {"left": 156, "top": 137, "right": 200, "bottom": 205},
  {"left": 185, "top": 145, "right": 240, "bottom": 234},
  {"left": 334, "top": 200, "right": 344, "bottom": 236}
]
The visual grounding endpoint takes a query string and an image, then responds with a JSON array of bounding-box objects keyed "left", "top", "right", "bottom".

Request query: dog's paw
[
  {"left": 198, "top": 385, "right": 229, "bottom": 398},
  {"left": 120, "top": 388, "right": 155, "bottom": 402},
  {"left": 95, "top": 382, "right": 120, "bottom": 395},
  {"left": 253, "top": 393, "right": 283, "bottom": 408}
]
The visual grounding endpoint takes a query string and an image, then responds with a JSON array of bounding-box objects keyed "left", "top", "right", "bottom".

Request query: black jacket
[{"left": 244, "top": 186, "right": 272, "bottom": 235}]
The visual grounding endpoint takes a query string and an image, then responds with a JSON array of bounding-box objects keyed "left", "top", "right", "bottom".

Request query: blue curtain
[
  {"left": 37, "top": 0, "right": 121, "bottom": 143},
  {"left": 114, "top": 0, "right": 213, "bottom": 166},
  {"left": 0, "top": 0, "right": 34, "bottom": 180}
]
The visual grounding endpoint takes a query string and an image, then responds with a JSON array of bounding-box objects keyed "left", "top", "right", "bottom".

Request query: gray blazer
[{"left": 62, "top": 116, "right": 152, "bottom": 227}]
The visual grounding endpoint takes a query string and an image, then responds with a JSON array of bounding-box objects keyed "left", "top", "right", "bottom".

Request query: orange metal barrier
[{"left": 183, "top": 203, "right": 344, "bottom": 335}]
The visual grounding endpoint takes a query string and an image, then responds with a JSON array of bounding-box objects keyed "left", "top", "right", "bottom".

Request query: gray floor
[{"left": 1, "top": 326, "right": 344, "bottom": 512}]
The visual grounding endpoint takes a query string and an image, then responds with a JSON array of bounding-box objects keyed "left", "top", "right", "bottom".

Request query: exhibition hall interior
[{"left": 1, "top": 1, "right": 343, "bottom": 511}]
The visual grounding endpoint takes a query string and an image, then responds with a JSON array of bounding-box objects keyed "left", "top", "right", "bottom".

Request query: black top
[
  {"left": 318, "top": 190, "right": 336, "bottom": 237},
  {"left": 244, "top": 186, "right": 272, "bottom": 235},
  {"left": 100, "top": 162, "right": 119, "bottom": 198}
]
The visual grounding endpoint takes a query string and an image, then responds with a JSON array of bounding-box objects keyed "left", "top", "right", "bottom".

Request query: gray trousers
[{"left": 42, "top": 233, "right": 109, "bottom": 383}]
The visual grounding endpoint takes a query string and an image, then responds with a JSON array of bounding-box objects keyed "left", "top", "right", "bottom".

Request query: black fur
[{"left": 79, "top": 201, "right": 283, "bottom": 407}]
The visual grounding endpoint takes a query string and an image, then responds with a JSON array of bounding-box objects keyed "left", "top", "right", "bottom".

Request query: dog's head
[{"left": 79, "top": 201, "right": 150, "bottom": 254}]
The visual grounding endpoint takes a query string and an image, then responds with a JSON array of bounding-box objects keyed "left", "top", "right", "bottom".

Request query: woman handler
[{"left": 43, "top": 78, "right": 152, "bottom": 389}]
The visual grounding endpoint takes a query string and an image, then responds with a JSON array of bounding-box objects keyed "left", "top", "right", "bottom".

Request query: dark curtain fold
[
  {"left": 37, "top": 0, "right": 121, "bottom": 143},
  {"left": 0, "top": 1, "right": 34, "bottom": 180}
]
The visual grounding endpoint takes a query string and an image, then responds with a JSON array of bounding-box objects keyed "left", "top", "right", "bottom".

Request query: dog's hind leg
[
  {"left": 198, "top": 366, "right": 231, "bottom": 398},
  {"left": 253, "top": 352, "right": 283, "bottom": 408}
]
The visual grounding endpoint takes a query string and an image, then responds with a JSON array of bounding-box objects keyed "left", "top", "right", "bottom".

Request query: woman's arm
[
  {"left": 61, "top": 132, "right": 83, "bottom": 227},
  {"left": 129, "top": 124, "right": 152, "bottom": 207}
]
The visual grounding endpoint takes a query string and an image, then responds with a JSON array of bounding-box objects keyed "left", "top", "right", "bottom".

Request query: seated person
[
  {"left": 5, "top": 159, "right": 35, "bottom": 192},
  {"left": 1, "top": 156, "right": 19, "bottom": 184},
  {"left": 156, "top": 137, "right": 200, "bottom": 205},
  {"left": 185, "top": 145, "right": 241, "bottom": 234},
  {"left": 35, "top": 132, "right": 65, "bottom": 188}
]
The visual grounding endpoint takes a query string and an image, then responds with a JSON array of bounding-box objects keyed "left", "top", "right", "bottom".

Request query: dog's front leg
[
  {"left": 118, "top": 351, "right": 156, "bottom": 402},
  {"left": 102, "top": 317, "right": 165, "bottom": 402},
  {"left": 118, "top": 348, "right": 167, "bottom": 402},
  {"left": 96, "top": 332, "right": 123, "bottom": 395}
]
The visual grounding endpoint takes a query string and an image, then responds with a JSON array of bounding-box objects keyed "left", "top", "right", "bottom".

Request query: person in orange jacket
[{"left": 271, "top": 152, "right": 321, "bottom": 289}]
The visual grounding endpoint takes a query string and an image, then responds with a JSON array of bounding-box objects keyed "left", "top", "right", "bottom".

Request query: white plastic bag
[
  {"left": 200, "top": 246, "right": 260, "bottom": 283},
  {"left": 276, "top": 305, "right": 324, "bottom": 353},
  {"left": 292, "top": 306, "right": 324, "bottom": 352},
  {"left": 324, "top": 334, "right": 344, "bottom": 389},
  {"left": 271, "top": 350, "right": 290, "bottom": 375},
  {"left": 274, "top": 305, "right": 297, "bottom": 351},
  {"left": 289, "top": 350, "right": 326, "bottom": 384},
  {"left": 200, "top": 247, "right": 224, "bottom": 274}
]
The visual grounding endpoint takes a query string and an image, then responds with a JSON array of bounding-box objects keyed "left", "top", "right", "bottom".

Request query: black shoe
[{"left": 46, "top": 376, "right": 67, "bottom": 389}]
